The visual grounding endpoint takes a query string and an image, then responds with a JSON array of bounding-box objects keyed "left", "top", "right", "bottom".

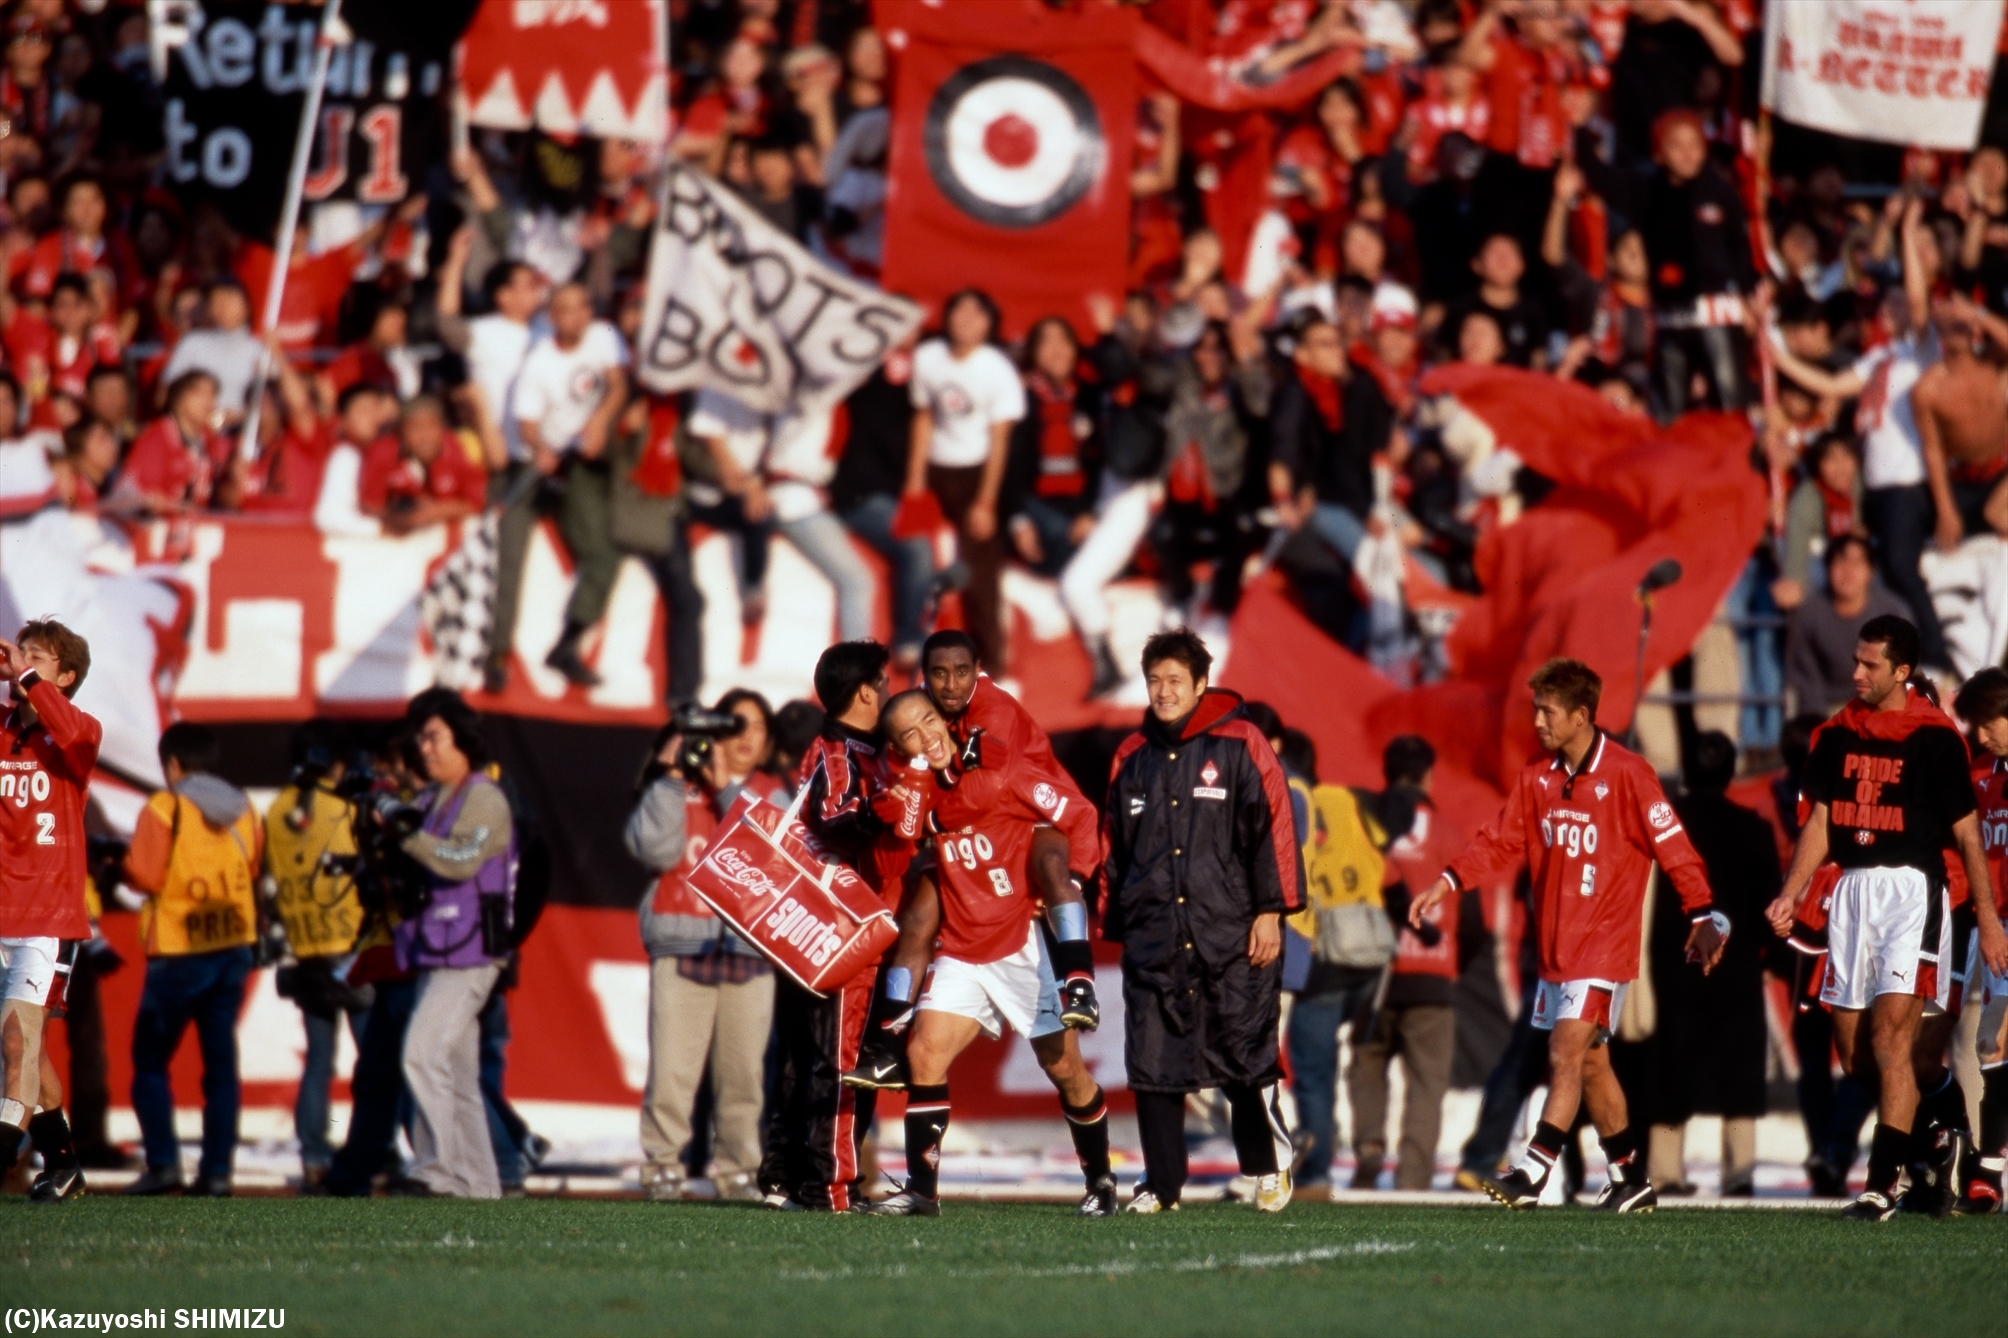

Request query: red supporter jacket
[
  {"left": 1444, "top": 730, "right": 1713, "bottom": 984},
  {"left": 0, "top": 674, "right": 101, "bottom": 939}
]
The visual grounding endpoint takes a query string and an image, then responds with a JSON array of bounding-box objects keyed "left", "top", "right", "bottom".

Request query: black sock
[
  {"left": 28, "top": 1109, "right": 74, "bottom": 1169},
  {"left": 1866, "top": 1122, "right": 1911, "bottom": 1195},
  {"left": 1599, "top": 1126, "right": 1642, "bottom": 1183},
  {"left": 862, "top": 986, "right": 909, "bottom": 1046},
  {"left": 1982, "top": 1067, "right": 2008, "bottom": 1157},
  {"left": 1061, "top": 1087, "right": 1111, "bottom": 1182},
  {"left": 1051, "top": 939, "right": 1094, "bottom": 981},
  {"left": 1920, "top": 1073, "right": 1971, "bottom": 1135},
  {"left": 904, "top": 1084, "right": 950, "bottom": 1200},
  {"left": 0, "top": 1120, "right": 21, "bottom": 1173},
  {"left": 1515, "top": 1119, "right": 1565, "bottom": 1178}
]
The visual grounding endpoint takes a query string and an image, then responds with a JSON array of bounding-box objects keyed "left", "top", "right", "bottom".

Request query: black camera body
[{"left": 671, "top": 701, "right": 746, "bottom": 777}]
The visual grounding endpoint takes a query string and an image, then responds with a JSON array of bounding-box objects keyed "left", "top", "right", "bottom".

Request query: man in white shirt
[
  {"left": 508, "top": 282, "right": 629, "bottom": 688},
  {"left": 905, "top": 291, "right": 1025, "bottom": 675},
  {"left": 160, "top": 281, "right": 264, "bottom": 426}
]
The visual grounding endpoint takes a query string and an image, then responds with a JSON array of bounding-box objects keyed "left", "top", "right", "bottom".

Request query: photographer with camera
[
  {"left": 262, "top": 719, "right": 374, "bottom": 1193},
  {"left": 393, "top": 692, "right": 516, "bottom": 1199},
  {"left": 626, "top": 690, "right": 781, "bottom": 1202}
]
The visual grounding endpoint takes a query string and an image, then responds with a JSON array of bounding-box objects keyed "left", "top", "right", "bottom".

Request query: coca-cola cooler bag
[{"left": 686, "top": 788, "right": 897, "bottom": 994}]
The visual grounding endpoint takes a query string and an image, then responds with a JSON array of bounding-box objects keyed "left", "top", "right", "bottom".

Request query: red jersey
[
  {"left": 358, "top": 436, "right": 489, "bottom": 515},
  {"left": 946, "top": 675, "right": 1101, "bottom": 875},
  {"left": 1386, "top": 797, "right": 1464, "bottom": 981},
  {"left": 17, "top": 230, "right": 141, "bottom": 310},
  {"left": 1444, "top": 730, "right": 1714, "bottom": 982},
  {"left": 117, "top": 415, "right": 232, "bottom": 510},
  {"left": 924, "top": 744, "right": 1100, "bottom": 965},
  {"left": 1481, "top": 30, "right": 1585, "bottom": 169},
  {"left": 1973, "top": 757, "right": 2008, "bottom": 917},
  {"left": 1402, "top": 85, "right": 1492, "bottom": 180},
  {"left": 0, "top": 675, "right": 101, "bottom": 939},
  {"left": 240, "top": 422, "right": 338, "bottom": 517}
]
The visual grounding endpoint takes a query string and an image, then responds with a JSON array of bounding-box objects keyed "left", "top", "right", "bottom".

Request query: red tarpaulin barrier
[{"left": 1226, "top": 367, "right": 1767, "bottom": 839}]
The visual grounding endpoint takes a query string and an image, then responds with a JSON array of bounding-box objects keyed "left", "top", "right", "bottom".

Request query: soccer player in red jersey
[
  {"left": 0, "top": 620, "right": 100, "bottom": 1203},
  {"left": 864, "top": 689, "right": 1116, "bottom": 1217},
  {"left": 1765, "top": 617, "right": 2008, "bottom": 1219},
  {"left": 1952, "top": 667, "right": 2008, "bottom": 1213},
  {"left": 1412, "top": 659, "right": 1724, "bottom": 1212},
  {"left": 844, "top": 631, "right": 1103, "bottom": 1091},
  {"left": 920, "top": 630, "right": 1101, "bottom": 1022}
]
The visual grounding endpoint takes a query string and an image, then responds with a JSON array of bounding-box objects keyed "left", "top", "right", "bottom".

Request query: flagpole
[{"left": 239, "top": 0, "right": 347, "bottom": 461}]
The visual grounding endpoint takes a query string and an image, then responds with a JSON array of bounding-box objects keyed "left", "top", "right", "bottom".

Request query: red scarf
[
  {"left": 1029, "top": 373, "right": 1083, "bottom": 498},
  {"left": 1297, "top": 365, "right": 1343, "bottom": 431},
  {"left": 1815, "top": 480, "right": 1855, "bottom": 538}
]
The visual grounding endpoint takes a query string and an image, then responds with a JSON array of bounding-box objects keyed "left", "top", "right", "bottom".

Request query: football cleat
[
  {"left": 30, "top": 1162, "right": 84, "bottom": 1204},
  {"left": 1483, "top": 1164, "right": 1550, "bottom": 1210},
  {"left": 1905, "top": 1127, "right": 1966, "bottom": 1219},
  {"left": 864, "top": 1189, "right": 940, "bottom": 1217},
  {"left": 840, "top": 1037, "right": 910, "bottom": 1091},
  {"left": 1590, "top": 1179, "right": 1657, "bottom": 1213},
  {"left": 1078, "top": 1174, "right": 1119, "bottom": 1217},
  {"left": 1951, "top": 1183, "right": 2001, "bottom": 1217},
  {"left": 1255, "top": 1170, "right": 1293, "bottom": 1213},
  {"left": 1841, "top": 1189, "right": 1900, "bottom": 1221},
  {"left": 1124, "top": 1185, "right": 1178, "bottom": 1213},
  {"left": 1059, "top": 975, "right": 1101, "bottom": 1031}
]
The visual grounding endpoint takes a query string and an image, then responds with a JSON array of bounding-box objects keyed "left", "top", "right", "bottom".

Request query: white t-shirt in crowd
[
  {"left": 465, "top": 313, "right": 537, "bottom": 461},
  {"left": 512, "top": 321, "right": 629, "bottom": 460},
  {"left": 162, "top": 327, "right": 265, "bottom": 417},
  {"left": 1852, "top": 329, "right": 1937, "bottom": 491},
  {"left": 910, "top": 338, "right": 1025, "bottom": 469},
  {"left": 312, "top": 441, "right": 380, "bottom": 538}
]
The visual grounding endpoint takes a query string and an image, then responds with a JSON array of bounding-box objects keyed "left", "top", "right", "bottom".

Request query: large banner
[
  {"left": 1761, "top": 0, "right": 2005, "bottom": 150},
  {"left": 458, "top": 0, "right": 668, "bottom": 141},
  {"left": 155, "top": 0, "right": 479, "bottom": 236},
  {"left": 879, "top": 0, "right": 1136, "bottom": 338},
  {"left": 634, "top": 164, "right": 922, "bottom": 416}
]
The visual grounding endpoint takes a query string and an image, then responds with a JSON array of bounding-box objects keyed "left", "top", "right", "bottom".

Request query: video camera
[{"left": 668, "top": 700, "right": 747, "bottom": 778}]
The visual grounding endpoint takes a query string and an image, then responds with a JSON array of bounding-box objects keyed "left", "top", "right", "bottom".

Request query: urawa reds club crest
[{"left": 922, "top": 55, "right": 1104, "bottom": 229}]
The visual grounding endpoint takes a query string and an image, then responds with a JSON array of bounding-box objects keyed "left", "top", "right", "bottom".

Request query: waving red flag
[{"left": 459, "top": 0, "right": 667, "bottom": 140}]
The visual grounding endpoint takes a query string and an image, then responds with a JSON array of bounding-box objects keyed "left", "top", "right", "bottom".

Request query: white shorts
[
  {"left": 916, "top": 921, "right": 1063, "bottom": 1041},
  {"left": 1821, "top": 866, "right": 1951, "bottom": 1013},
  {"left": 1967, "top": 929, "right": 2008, "bottom": 1070},
  {"left": 1531, "top": 977, "right": 1629, "bottom": 1037},
  {"left": 0, "top": 936, "right": 70, "bottom": 1010}
]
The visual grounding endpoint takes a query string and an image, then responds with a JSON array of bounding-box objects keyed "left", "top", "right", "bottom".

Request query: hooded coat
[{"left": 1102, "top": 689, "right": 1305, "bottom": 1091}]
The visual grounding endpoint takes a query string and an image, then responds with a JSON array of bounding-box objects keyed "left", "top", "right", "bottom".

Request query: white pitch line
[{"left": 780, "top": 1239, "right": 1417, "bottom": 1283}]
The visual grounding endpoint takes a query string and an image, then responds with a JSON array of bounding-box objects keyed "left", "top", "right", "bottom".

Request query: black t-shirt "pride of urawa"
[{"left": 1805, "top": 721, "right": 1976, "bottom": 873}]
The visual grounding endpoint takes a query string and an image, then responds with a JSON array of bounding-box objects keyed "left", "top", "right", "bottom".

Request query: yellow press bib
[
  {"left": 264, "top": 785, "right": 362, "bottom": 957},
  {"left": 139, "top": 791, "right": 260, "bottom": 956}
]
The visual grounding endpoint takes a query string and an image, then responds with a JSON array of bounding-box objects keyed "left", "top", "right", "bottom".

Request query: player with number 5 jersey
[{"left": 1412, "top": 658, "right": 1720, "bottom": 1216}]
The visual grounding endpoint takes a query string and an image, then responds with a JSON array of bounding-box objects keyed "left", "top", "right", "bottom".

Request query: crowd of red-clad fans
[{"left": 15, "top": 0, "right": 2008, "bottom": 748}]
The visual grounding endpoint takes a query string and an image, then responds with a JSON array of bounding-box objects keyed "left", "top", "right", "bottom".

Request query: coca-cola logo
[{"left": 713, "top": 846, "right": 787, "bottom": 899}]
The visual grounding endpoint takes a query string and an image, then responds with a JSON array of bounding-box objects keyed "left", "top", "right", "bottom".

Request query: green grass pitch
[{"left": 6, "top": 1197, "right": 2003, "bottom": 1336}]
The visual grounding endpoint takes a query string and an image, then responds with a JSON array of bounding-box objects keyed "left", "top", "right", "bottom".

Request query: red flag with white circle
[{"left": 880, "top": 0, "right": 1136, "bottom": 339}]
